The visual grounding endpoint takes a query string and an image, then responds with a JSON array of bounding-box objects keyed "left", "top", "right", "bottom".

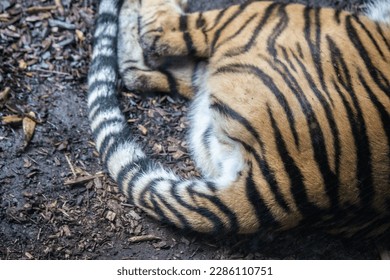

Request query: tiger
[{"left": 88, "top": 0, "right": 390, "bottom": 239}]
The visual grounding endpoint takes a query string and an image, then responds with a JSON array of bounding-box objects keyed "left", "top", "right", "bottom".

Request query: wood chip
[
  {"left": 105, "top": 210, "right": 116, "bottom": 222},
  {"left": 128, "top": 210, "right": 141, "bottom": 221},
  {"left": 0, "top": 87, "right": 10, "bottom": 101},
  {"left": 18, "top": 59, "right": 27, "bottom": 70},
  {"left": 26, "top": 5, "right": 57, "bottom": 14},
  {"left": 64, "top": 174, "right": 103, "bottom": 186},
  {"left": 48, "top": 19, "right": 76, "bottom": 30},
  {"left": 61, "top": 225, "right": 72, "bottom": 237},
  {"left": 22, "top": 112, "right": 37, "bottom": 148},
  {"left": 1, "top": 115, "right": 23, "bottom": 124},
  {"left": 137, "top": 124, "right": 148, "bottom": 135},
  {"left": 128, "top": 235, "right": 161, "bottom": 243},
  {"left": 75, "top": 29, "right": 84, "bottom": 41},
  {"left": 25, "top": 252, "right": 34, "bottom": 259}
]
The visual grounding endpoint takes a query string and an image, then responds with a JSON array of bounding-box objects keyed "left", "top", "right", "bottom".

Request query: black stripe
[
  {"left": 204, "top": 7, "right": 228, "bottom": 32},
  {"left": 280, "top": 46, "right": 297, "bottom": 73},
  {"left": 95, "top": 12, "right": 118, "bottom": 27},
  {"left": 126, "top": 161, "right": 159, "bottom": 204},
  {"left": 332, "top": 80, "right": 374, "bottom": 207},
  {"left": 355, "top": 16, "right": 385, "bottom": 59},
  {"left": 101, "top": 125, "right": 133, "bottom": 165},
  {"left": 376, "top": 23, "right": 390, "bottom": 52},
  {"left": 157, "top": 67, "right": 181, "bottom": 97},
  {"left": 225, "top": 2, "right": 279, "bottom": 57},
  {"left": 91, "top": 117, "right": 125, "bottom": 141},
  {"left": 215, "top": 13, "right": 257, "bottom": 51},
  {"left": 358, "top": 73, "right": 390, "bottom": 159},
  {"left": 267, "top": 105, "right": 321, "bottom": 217},
  {"left": 88, "top": 80, "right": 117, "bottom": 99},
  {"left": 179, "top": 15, "right": 197, "bottom": 56},
  {"left": 360, "top": 71, "right": 390, "bottom": 135},
  {"left": 187, "top": 183, "right": 239, "bottom": 233},
  {"left": 262, "top": 51, "right": 342, "bottom": 206},
  {"left": 138, "top": 177, "right": 165, "bottom": 211},
  {"left": 210, "top": 101, "right": 291, "bottom": 213},
  {"left": 150, "top": 182, "right": 192, "bottom": 229},
  {"left": 267, "top": 4, "right": 288, "bottom": 58},
  {"left": 346, "top": 15, "right": 390, "bottom": 96},
  {"left": 214, "top": 64, "right": 299, "bottom": 146},
  {"left": 291, "top": 52, "right": 341, "bottom": 210},
  {"left": 89, "top": 56, "right": 118, "bottom": 75},
  {"left": 210, "top": 1, "right": 254, "bottom": 54},
  {"left": 116, "top": 158, "right": 151, "bottom": 202},
  {"left": 148, "top": 192, "right": 174, "bottom": 226},
  {"left": 296, "top": 42, "right": 304, "bottom": 59},
  {"left": 334, "top": 9, "right": 341, "bottom": 24},
  {"left": 211, "top": 99, "right": 261, "bottom": 144},
  {"left": 88, "top": 97, "right": 122, "bottom": 126},
  {"left": 196, "top": 12, "right": 205, "bottom": 29},
  {"left": 233, "top": 138, "right": 290, "bottom": 213},
  {"left": 170, "top": 182, "right": 225, "bottom": 233},
  {"left": 303, "top": 7, "right": 334, "bottom": 104},
  {"left": 326, "top": 35, "right": 375, "bottom": 207},
  {"left": 201, "top": 125, "right": 214, "bottom": 164},
  {"left": 245, "top": 164, "right": 279, "bottom": 229}
]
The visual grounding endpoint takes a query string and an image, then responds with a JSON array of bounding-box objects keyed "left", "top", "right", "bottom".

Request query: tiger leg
[
  {"left": 118, "top": 0, "right": 194, "bottom": 98},
  {"left": 187, "top": 62, "right": 246, "bottom": 183}
]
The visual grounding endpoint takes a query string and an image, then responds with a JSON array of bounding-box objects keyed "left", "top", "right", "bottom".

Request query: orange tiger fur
[{"left": 89, "top": 0, "right": 390, "bottom": 238}]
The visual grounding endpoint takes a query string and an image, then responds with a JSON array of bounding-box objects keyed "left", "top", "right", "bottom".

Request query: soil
[{"left": 0, "top": 0, "right": 384, "bottom": 260}]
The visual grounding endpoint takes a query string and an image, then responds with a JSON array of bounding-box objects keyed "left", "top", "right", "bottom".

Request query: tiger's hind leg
[
  {"left": 187, "top": 62, "right": 246, "bottom": 184},
  {"left": 118, "top": 0, "right": 194, "bottom": 98},
  {"left": 137, "top": 1, "right": 246, "bottom": 183}
]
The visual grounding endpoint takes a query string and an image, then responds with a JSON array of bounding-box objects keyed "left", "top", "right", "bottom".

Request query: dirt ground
[{"left": 0, "top": 0, "right": 385, "bottom": 260}]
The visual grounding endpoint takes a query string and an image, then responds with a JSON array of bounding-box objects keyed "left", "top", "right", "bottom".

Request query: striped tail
[
  {"left": 363, "top": 0, "right": 390, "bottom": 24},
  {"left": 88, "top": 0, "right": 244, "bottom": 234}
]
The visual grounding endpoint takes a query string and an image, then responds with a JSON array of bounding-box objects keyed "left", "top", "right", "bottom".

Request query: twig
[
  {"left": 64, "top": 153, "right": 77, "bottom": 178},
  {"left": 33, "top": 68, "right": 71, "bottom": 76},
  {"left": 121, "top": 203, "right": 135, "bottom": 208}
]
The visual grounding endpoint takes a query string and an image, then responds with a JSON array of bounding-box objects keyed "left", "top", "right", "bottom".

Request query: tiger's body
[{"left": 88, "top": 0, "right": 390, "bottom": 238}]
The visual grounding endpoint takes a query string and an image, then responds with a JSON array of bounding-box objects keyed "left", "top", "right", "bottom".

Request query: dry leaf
[{"left": 23, "top": 112, "right": 37, "bottom": 148}]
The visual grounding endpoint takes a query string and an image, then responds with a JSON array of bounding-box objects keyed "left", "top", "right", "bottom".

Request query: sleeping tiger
[{"left": 88, "top": 0, "right": 390, "bottom": 238}]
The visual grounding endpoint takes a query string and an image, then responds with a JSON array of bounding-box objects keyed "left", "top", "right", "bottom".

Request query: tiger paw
[
  {"left": 139, "top": 1, "right": 186, "bottom": 58},
  {"left": 140, "top": 15, "right": 181, "bottom": 57}
]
